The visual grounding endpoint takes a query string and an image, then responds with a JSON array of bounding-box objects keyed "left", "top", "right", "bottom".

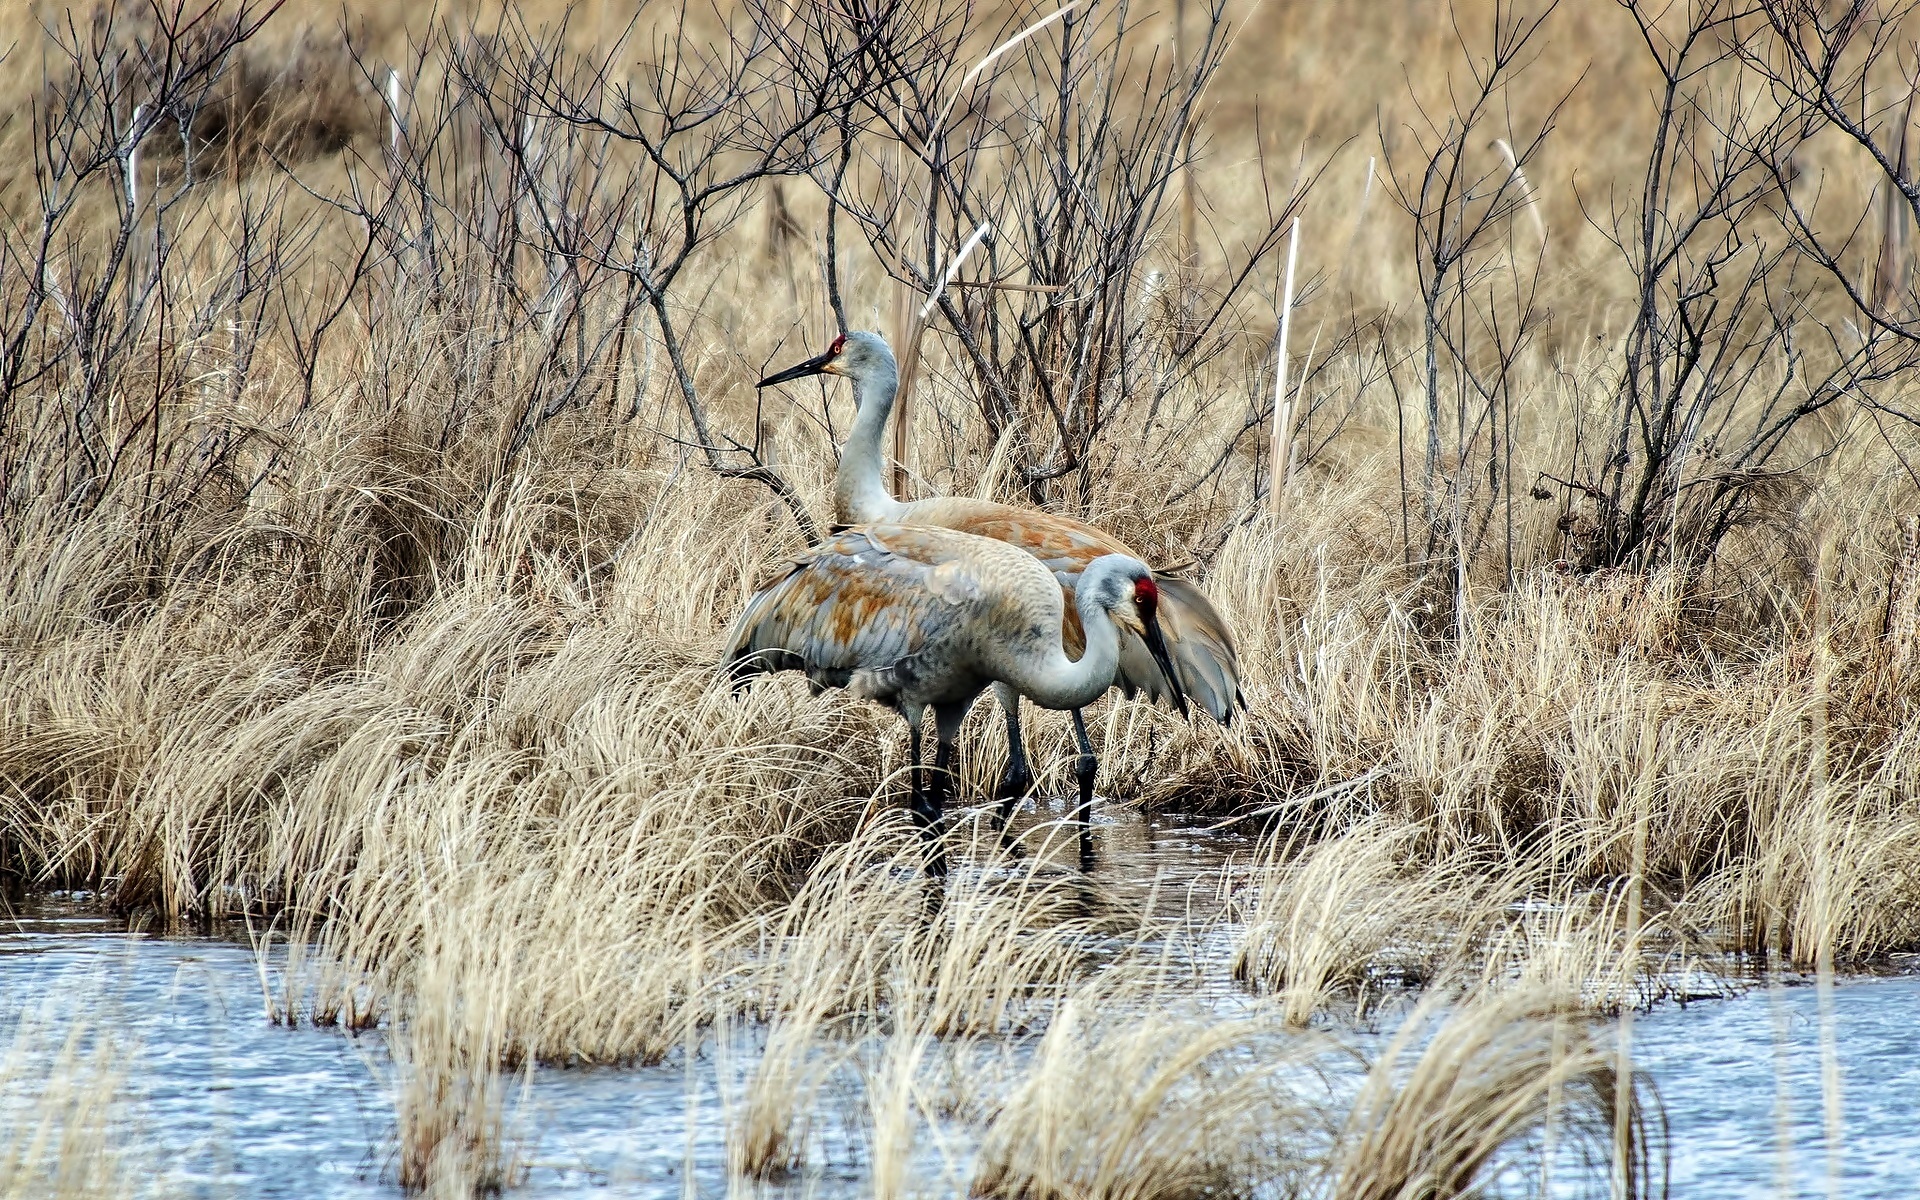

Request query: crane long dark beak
[
  {"left": 1142, "top": 612, "right": 1190, "bottom": 718},
  {"left": 756, "top": 350, "right": 835, "bottom": 388}
]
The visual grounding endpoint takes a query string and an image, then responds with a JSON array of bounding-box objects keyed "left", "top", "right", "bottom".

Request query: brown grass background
[{"left": 0, "top": 1, "right": 1915, "bottom": 1194}]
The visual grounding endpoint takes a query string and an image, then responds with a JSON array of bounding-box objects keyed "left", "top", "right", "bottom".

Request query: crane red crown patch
[
  {"left": 1135, "top": 576, "right": 1159, "bottom": 609},
  {"left": 829, "top": 333, "right": 847, "bottom": 355}
]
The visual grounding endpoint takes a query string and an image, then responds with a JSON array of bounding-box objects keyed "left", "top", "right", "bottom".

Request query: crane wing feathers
[
  {"left": 723, "top": 514, "right": 1244, "bottom": 724},
  {"left": 899, "top": 499, "right": 1246, "bottom": 723},
  {"left": 1152, "top": 577, "right": 1246, "bottom": 723},
  {"left": 898, "top": 499, "right": 1137, "bottom": 583},
  {"left": 719, "top": 527, "right": 981, "bottom": 697}
]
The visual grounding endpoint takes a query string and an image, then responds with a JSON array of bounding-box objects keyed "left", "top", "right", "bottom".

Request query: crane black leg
[
  {"left": 925, "top": 739, "right": 954, "bottom": 878},
  {"left": 993, "top": 684, "right": 1033, "bottom": 843},
  {"left": 902, "top": 717, "right": 947, "bottom": 877},
  {"left": 1070, "top": 708, "right": 1097, "bottom": 872},
  {"left": 906, "top": 720, "right": 924, "bottom": 821},
  {"left": 906, "top": 720, "right": 944, "bottom": 876}
]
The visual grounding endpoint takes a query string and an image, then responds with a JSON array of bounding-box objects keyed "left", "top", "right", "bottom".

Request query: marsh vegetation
[{"left": 4, "top": 0, "right": 1920, "bottom": 1194}]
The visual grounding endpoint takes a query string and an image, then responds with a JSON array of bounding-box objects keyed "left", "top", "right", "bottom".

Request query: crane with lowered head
[
  {"left": 721, "top": 522, "right": 1185, "bottom": 874},
  {"left": 756, "top": 331, "right": 1242, "bottom": 846}
]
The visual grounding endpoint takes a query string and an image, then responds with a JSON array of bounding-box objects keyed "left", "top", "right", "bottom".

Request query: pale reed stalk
[
  {"left": 891, "top": 1, "right": 1082, "bottom": 498},
  {"left": 1769, "top": 954, "right": 1796, "bottom": 1197},
  {"left": 891, "top": 221, "right": 990, "bottom": 497},
  {"left": 1813, "top": 538, "right": 1844, "bottom": 1200},
  {"left": 124, "top": 104, "right": 144, "bottom": 217},
  {"left": 1611, "top": 706, "right": 1655, "bottom": 1200},
  {"left": 1871, "top": 90, "right": 1915, "bottom": 314},
  {"left": 1491, "top": 137, "right": 1547, "bottom": 250},
  {"left": 387, "top": 68, "right": 404, "bottom": 155},
  {"left": 1269, "top": 217, "right": 1300, "bottom": 519}
]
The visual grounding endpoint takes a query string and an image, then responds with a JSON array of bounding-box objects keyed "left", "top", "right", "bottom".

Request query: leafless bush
[
  {"left": 815, "top": 0, "right": 1322, "bottom": 518},
  {"left": 1544, "top": 0, "right": 1920, "bottom": 572},
  {"left": 473, "top": 0, "right": 933, "bottom": 541},
  {"left": 0, "top": 6, "right": 1915, "bottom": 1191},
  {"left": 1, "top": 1, "right": 289, "bottom": 540},
  {"left": 1365, "top": 0, "right": 1920, "bottom": 591},
  {"left": 1379, "top": 0, "right": 1567, "bottom": 611},
  {"left": 133, "top": 5, "right": 372, "bottom": 166}
]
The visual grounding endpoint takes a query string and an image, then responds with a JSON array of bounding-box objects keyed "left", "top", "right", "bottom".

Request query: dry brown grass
[
  {"left": 1326, "top": 987, "right": 1657, "bottom": 1200},
  {"left": 0, "top": 0, "right": 1916, "bottom": 1194},
  {"left": 969, "top": 995, "right": 1321, "bottom": 1200}
]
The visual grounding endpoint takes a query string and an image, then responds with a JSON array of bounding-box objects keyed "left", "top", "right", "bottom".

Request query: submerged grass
[
  {"left": 1327, "top": 988, "right": 1658, "bottom": 1200},
  {"left": 970, "top": 996, "right": 1323, "bottom": 1200},
  {"left": 0, "top": 1006, "right": 136, "bottom": 1200}
]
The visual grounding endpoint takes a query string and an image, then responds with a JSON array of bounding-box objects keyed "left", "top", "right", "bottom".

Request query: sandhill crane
[
  {"left": 722, "top": 522, "right": 1185, "bottom": 874},
  {"left": 757, "top": 331, "right": 1243, "bottom": 838}
]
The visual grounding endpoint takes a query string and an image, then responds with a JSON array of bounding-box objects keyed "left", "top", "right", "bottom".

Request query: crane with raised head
[
  {"left": 721, "top": 522, "right": 1185, "bottom": 875},
  {"left": 757, "top": 331, "right": 1243, "bottom": 843}
]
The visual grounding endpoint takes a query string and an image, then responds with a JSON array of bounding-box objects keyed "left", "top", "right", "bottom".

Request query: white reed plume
[
  {"left": 888, "top": 2, "right": 1078, "bottom": 499},
  {"left": 1337, "top": 156, "right": 1376, "bottom": 281},
  {"left": 974, "top": 420, "right": 1020, "bottom": 501},
  {"left": 930, "top": 1, "right": 1084, "bottom": 143},
  {"left": 387, "top": 68, "right": 406, "bottom": 155},
  {"left": 42, "top": 263, "right": 76, "bottom": 336},
  {"left": 920, "top": 221, "right": 992, "bottom": 320},
  {"left": 1809, "top": 537, "right": 1844, "bottom": 1200},
  {"left": 1269, "top": 216, "right": 1300, "bottom": 516},
  {"left": 1139, "top": 268, "right": 1165, "bottom": 309},
  {"left": 1286, "top": 158, "right": 1377, "bottom": 476},
  {"left": 1491, "top": 138, "right": 1547, "bottom": 248},
  {"left": 522, "top": 115, "right": 544, "bottom": 175},
  {"left": 892, "top": 221, "right": 992, "bottom": 494},
  {"left": 1611, "top": 709, "right": 1656, "bottom": 1196},
  {"left": 1871, "top": 89, "right": 1915, "bottom": 315}
]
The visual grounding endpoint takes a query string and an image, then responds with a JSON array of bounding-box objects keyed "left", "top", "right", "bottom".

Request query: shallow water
[
  {"left": 4, "top": 814, "right": 1918, "bottom": 1198},
  {"left": 1631, "top": 972, "right": 1920, "bottom": 1199}
]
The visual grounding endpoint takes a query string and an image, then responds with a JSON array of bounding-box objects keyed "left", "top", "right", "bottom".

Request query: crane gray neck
[
  {"left": 834, "top": 346, "right": 905, "bottom": 526},
  {"left": 1021, "top": 555, "right": 1138, "bottom": 712}
]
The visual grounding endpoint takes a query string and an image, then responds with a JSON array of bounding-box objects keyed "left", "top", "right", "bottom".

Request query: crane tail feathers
[
  {"left": 718, "top": 571, "right": 802, "bottom": 687},
  {"left": 1114, "top": 577, "right": 1244, "bottom": 724}
]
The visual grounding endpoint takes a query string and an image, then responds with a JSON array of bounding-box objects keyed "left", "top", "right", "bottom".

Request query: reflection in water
[{"left": 3, "top": 809, "right": 1918, "bottom": 1198}]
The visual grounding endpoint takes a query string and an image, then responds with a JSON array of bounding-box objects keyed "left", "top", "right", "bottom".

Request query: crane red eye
[
  {"left": 829, "top": 334, "right": 847, "bottom": 355},
  {"left": 1134, "top": 576, "right": 1159, "bottom": 612}
]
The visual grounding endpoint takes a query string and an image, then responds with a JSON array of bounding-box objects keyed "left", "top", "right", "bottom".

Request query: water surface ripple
[{"left": 5, "top": 858, "right": 1918, "bottom": 1197}]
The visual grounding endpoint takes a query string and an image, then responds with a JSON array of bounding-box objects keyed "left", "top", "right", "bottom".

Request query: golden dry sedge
[{"left": 2, "top": 0, "right": 1917, "bottom": 1195}]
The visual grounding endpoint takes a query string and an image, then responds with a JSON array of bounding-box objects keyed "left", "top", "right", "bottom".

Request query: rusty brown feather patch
[
  {"left": 821, "top": 568, "right": 903, "bottom": 649},
  {"left": 944, "top": 511, "right": 1131, "bottom": 564},
  {"left": 760, "top": 561, "right": 881, "bottom": 653},
  {"left": 927, "top": 510, "right": 1116, "bottom": 656}
]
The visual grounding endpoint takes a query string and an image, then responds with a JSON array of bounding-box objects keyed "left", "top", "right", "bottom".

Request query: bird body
[
  {"left": 756, "top": 331, "right": 1242, "bottom": 848},
  {"left": 761, "top": 330, "right": 1242, "bottom": 724},
  {"left": 725, "top": 523, "right": 1131, "bottom": 716},
  {"left": 722, "top": 521, "right": 1181, "bottom": 873},
  {"left": 858, "top": 496, "right": 1241, "bottom": 720}
]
